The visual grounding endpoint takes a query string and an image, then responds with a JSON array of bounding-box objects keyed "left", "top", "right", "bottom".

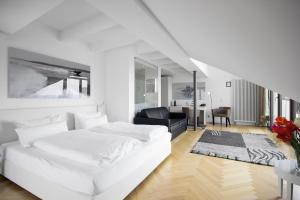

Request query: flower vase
[{"left": 295, "top": 148, "right": 300, "bottom": 169}]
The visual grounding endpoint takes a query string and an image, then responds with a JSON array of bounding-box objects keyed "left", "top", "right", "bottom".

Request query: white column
[{"left": 157, "top": 65, "right": 161, "bottom": 107}]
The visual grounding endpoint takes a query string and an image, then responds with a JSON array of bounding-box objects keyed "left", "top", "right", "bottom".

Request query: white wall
[
  {"left": 157, "top": 66, "right": 161, "bottom": 107},
  {"left": 170, "top": 65, "right": 239, "bottom": 123},
  {"left": 104, "top": 46, "right": 135, "bottom": 122},
  {"left": 161, "top": 76, "right": 172, "bottom": 107},
  {"left": 0, "top": 22, "right": 104, "bottom": 110},
  {"left": 171, "top": 72, "right": 205, "bottom": 106},
  {"left": 104, "top": 47, "right": 163, "bottom": 122},
  {"left": 172, "top": 71, "right": 195, "bottom": 83},
  {"left": 203, "top": 66, "right": 240, "bottom": 123}
]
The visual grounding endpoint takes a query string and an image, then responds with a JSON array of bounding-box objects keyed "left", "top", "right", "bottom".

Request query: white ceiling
[
  {"left": 2, "top": 0, "right": 297, "bottom": 100},
  {"left": 38, "top": 0, "right": 194, "bottom": 77},
  {"left": 134, "top": 41, "right": 192, "bottom": 76},
  {"left": 0, "top": 0, "right": 191, "bottom": 77},
  {"left": 143, "top": 0, "right": 300, "bottom": 101},
  {"left": 0, "top": 0, "right": 64, "bottom": 34},
  {"left": 38, "top": 0, "right": 100, "bottom": 31},
  {"left": 85, "top": 0, "right": 204, "bottom": 75}
]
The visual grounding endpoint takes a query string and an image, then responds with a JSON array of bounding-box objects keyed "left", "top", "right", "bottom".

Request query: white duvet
[
  {"left": 90, "top": 122, "right": 169, "bottom": 142},
  {"left": 32, "top": 129, "right": 142, "bottom": 166}
]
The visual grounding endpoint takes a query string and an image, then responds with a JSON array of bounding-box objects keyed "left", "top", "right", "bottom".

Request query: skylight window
[{"left": 189, "top": 57, "right": 208, "bottom": 75}]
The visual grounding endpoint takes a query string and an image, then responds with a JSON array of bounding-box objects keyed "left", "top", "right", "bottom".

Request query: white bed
[
  {"left": 1, "top": 133, "right": 171, "bottom": 200},
  {"left": 0, "top": 106, "right": 172, "bottom": 200}
]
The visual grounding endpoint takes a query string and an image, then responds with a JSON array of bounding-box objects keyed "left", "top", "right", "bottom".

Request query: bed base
[{"left": 3, "top": 144, "right": 171, "bottom": 200}]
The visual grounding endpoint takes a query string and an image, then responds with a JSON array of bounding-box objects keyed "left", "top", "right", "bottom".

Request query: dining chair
[{"left": 211, "top": 107, "right": 231, "bottom": 127}]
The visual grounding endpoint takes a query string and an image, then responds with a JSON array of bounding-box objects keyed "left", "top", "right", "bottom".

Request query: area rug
[{"left": 191, "top": 129, "right": 287, "bottom": 166}]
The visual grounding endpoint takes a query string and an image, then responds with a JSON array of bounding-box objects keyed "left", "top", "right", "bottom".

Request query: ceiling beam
[
  {"left": 135, "top": 41, "right": 156, "bottom": 54},
  {"left": 59, "top": 14, "right": 117, "bottom": 41},
  {"left": 160, "top": 63, "right": 180, "bottom": 68},
  {"left": 89, "top": 35, "right": 139, "bottom": 52},
  {"left": 88, "top": 25, "right": 140, "bottom": 52},
  {"left": 139, "top": 51, "right": 166, "bottom": 60},
  {"left": 85, "top": 0, "right": 205, "bottom": 75},
  {"left": 161, "top": 68, "right": 174, "bottom": 76},
  {"left": 151, "top": 58, "right": 174, "bottom": 65}
]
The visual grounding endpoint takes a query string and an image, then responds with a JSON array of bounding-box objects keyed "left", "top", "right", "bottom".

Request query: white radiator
[{"left": 233, "top": 79, "right": 264, "bottom": 124}]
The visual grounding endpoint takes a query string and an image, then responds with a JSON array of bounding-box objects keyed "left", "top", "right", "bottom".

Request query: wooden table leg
[
  {"left": 287, "top": 181, "right": 293, "bottom": 200},
  {"left": 278, "top": 178, "right": 283, "bottom": 198}
]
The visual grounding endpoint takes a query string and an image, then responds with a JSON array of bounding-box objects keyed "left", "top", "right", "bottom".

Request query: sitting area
[{"left": 134, "top": 107, "right": 187, "bottom": 140}]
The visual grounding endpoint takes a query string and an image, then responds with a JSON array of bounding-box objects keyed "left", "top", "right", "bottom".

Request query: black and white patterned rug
[{"left": 191, "top": 129, "right": 287, "bottom": 166}]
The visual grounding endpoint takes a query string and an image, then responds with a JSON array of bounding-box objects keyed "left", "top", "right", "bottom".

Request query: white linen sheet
[
  {"left": 2, "top": 134, "right": 171, "bottom": 195},
  {"left": 32, "top": 129, "right": 142, "bottom": 166},
  {"left": 90, "top": 122, "right": 169, "bottom": 142}
]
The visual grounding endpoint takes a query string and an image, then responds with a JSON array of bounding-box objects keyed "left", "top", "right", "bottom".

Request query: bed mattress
[{"left": 1, "top": 133, "right": 171, "bottom": 196}]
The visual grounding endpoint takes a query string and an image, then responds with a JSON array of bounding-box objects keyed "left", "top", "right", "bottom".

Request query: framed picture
[
  {"left": 8, "top": 47, "right": 90, "bottom": 99},
  {"left": 226, "top": 81, "right": 231, "bottom": 87},
  {"left": 172, "top": 82, "right": 205, "bottom": 100}
]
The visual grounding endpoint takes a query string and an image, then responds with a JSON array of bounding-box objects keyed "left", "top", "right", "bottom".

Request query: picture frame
[
  {"left": 226, "top": 81, "right": 231, "bottom": 87},
  {"left": 8, "top": 47, "right": 91, "bottom": 99}
]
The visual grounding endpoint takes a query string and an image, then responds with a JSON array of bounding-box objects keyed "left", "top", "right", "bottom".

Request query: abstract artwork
[
  {"left": 8, "top": 47, "right": 90, "bottom": 99},
  {"left": 172, "top": 82, "right": 205, "bottom": 100}
]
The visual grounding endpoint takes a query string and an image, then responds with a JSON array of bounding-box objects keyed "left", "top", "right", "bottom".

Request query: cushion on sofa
[
  {"left": 169, "top": 119, "right": 182, "bottom": 126},
  {"left": 140, "top": 107, "right": 169, "bottom": 119}
]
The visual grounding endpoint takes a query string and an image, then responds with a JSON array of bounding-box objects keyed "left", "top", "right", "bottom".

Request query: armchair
[{"left": 212, "top": 107, "right": 231, "bottom": 127}]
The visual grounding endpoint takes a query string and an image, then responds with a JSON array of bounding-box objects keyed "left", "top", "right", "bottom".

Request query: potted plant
[{"left": 272, "top": 117, "right": 300, "bottom": 167}]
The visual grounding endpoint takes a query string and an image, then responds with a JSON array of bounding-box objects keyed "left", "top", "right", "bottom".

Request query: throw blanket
[
  {"left": 90, "top": 122, "right": 169, "bottom": 142},
  {"left": 33, "top": 129, "right": 142, "bottom": 166}
]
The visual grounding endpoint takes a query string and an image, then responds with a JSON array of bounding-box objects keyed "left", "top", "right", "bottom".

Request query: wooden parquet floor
[{"left": 0, "top": 125, "right": 293, "bottom": 200}]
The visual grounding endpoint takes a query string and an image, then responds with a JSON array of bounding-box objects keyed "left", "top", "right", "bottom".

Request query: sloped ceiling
[
  {"left": 85, "top": 0, "right": 205, "bottom": 76},
  {"left": 1, "top": 0, "right": 299, "bottom": 101},
  {"left": 0, "top": 0, "right": 192, "bottom": 77},
  {"left": 143, "top": 0, "right": 300, "bottom": 101}
]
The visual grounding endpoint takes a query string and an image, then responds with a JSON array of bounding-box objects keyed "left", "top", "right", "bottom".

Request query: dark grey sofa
[{"left": 134, "top": 107, "right": 187, "bottom": 140}]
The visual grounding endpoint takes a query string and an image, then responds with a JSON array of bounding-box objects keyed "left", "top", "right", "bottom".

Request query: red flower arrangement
[
  {"left": 272, "top": 116, "right": 300, "bottom": 167},
  {"left": 272, "top": 117, "right": 298, "bottom": 142}
]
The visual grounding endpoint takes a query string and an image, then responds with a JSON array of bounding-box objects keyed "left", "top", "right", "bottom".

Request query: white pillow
[
  {"left": 74, "top": 112, "right": 108, "bottom": 129},
  {"left": 16, "top": 114, "right": 65, "bottom": 128},
  {"left": 15, "top": 120, "right": 68, "bottom": 147}
]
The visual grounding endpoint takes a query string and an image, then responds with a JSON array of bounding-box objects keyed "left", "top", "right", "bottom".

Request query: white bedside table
[{"left": 274, "top": 160, "right": 300, "bottom": 200}]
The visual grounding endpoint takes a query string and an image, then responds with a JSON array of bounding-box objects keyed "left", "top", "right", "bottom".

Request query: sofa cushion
[
  {"left": 159, "top": 108, "right": 169, "bottom": 119},
  {"left": 140, "top": 107, "right": 169, "bottom": 119},
  {"left": 170, "top": 118, "right": 187, "bottom": 127},
  {"left": 169, "top": 119, "right": 182, "bottom": 126}
]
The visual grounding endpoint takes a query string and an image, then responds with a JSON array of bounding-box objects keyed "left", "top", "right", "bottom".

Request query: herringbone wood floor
[{"left": 0, "top": 125, "right": 292, "bottom": 200}]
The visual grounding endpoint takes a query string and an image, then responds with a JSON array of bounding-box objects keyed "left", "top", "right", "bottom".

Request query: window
[
  {"left": 296, "top": 102, "right": 300, "bottom": 118},
  {"left": 134, "top": 58, "right": 159, "bottom": 112},
  {"left": 272, "top": 92, "right": 278, "bottom": 122},
  {"left": 282, "top": 96, "right": 290, "bottom": 120}
]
